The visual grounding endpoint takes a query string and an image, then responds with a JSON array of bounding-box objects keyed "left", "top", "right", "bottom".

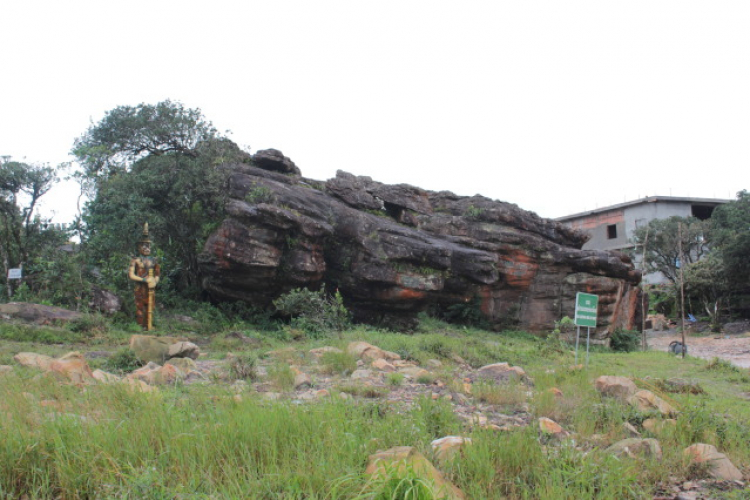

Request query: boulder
[
  {"left": 291, "top": 367, "right": 312, "bottom": 389},
  {"left": 199, "top": 162, "right": 643, "bottom": 333},
  {"left": 538, "top": 417, "right": 568, "bottom": 438},
  {"left": 475, "top": 363, "right": 526, "bottom": 384},
  {"left": 371, "top": 359, "right": 396, "bottom": 372},
  {"left": 347, "top": 342, "right": 401, "bottom": 362},
  {"left": 606, "top": 438, "right": 662, "bottom": 460},
  {"left": 595, "top": 376, "right": 638, "bottom": 401},
  {"left": 628, "top": 390, "right": 676, "bottom": 417},
  {"left": 431, "top": 436, "right": 472, "bottom": 464},
  {"left": 129, "top": 335, "right": 179, "bottom": 364},
  {"left": 0, "top": 302, "right": 81, "bottom": 324},
  {"left": 88, "top": 286, "right": 122, "bottom": 315},
  {"left": 167, "top": 341, "right": 200, "bottom": 360},
  {"left": 0, "top": 365, "right": 13, "bottom": 375},
  {"left": 252, "top": 148, "right": 301, "bottom": 176},
  {"left": 365, "top": 446, "right": 465, "bottom": 499},
  {"left": 49, "top": 352, "right": 95, "bottom": 385},
  {"left": 684, "top": 444, "right": 743, "bottom": 481},
  {"left": 130, "top": 362, "right": 182, "bottom": 386}
]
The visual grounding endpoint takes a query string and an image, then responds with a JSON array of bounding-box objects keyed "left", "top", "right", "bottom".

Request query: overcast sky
[{"left": 2, "top": 1, "right": 748, "bottom": 223}]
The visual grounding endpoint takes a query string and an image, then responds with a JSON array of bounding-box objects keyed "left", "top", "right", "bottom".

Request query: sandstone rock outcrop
[{"left": 200, "top": 155, "right": 642, "bottom": 333}]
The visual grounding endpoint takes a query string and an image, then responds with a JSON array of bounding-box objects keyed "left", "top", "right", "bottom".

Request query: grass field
[{"left": 1, "top": 314, "right": 749, "bottom": 499}]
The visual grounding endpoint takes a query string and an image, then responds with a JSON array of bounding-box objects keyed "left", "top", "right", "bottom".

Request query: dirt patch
[{"left": 648, "top": 330, "right": 750, "bottom": 369}]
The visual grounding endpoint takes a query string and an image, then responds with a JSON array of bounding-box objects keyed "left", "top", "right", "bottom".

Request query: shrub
[
  {"left": 229, "top": 352, "right": 258, "bottom": 381},
  {"left": 67, "top": 314, "right": 110, "bottom": 335},
  {"left": 268, "top": 362, "right": 296, "bottom": 391},
  {"left": 610, "top": 328, "right": 641, "bottom": 352},
  {"left": 433, "top": 297, "right": 490, "bottom": 329},
  {"left": 104, "top": 347, "right": 142, "bottom": 374},
  {"left": 320, "top": 350, "right": 357, "bottom": 376},
  {"left": 387, "top": 372, "right": 405, "bottom": 386},
  {"left": 273, "top": 287, "right": 350, "bottom": 338}
]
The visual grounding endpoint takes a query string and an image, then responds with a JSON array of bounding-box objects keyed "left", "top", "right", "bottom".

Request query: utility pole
[
  {"left": 640, "top": 226, "right": 650, "bottom": 351},
  {"left": 678, "top": 222, "right": 686, "bottom": 359}
]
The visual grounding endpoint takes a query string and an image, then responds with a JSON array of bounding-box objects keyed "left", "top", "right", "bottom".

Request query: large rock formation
[{"left": 199, "top": 150, "right": 642, "bottom": 333}]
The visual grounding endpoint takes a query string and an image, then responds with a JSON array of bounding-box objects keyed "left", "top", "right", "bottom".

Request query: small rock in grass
[
  {"left": 594, "top": 375, "right": 637, "bottom": 401},
  {"left": 684, "top": 443, "right": 743, "bottom": 481},
  {"left": 606, "top": 438, "right": 662, "bottom": 460}
]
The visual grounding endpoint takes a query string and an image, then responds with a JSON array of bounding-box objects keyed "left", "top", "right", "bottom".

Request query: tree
[
  {"left": 631, "top": 216, "right": 711, "bottom": 284},
  {"left": 74, "top": 101, "right": 251, "bottom": 296},
  {"left": 72, "top": 99, "right": 218, "bottom": 178},
  {"left": 0, "top": 157, "right": 65, "bottom": 298},
  {"left": 684, "top": 254, "right": 729, "bottom": 330},
  {"left": 710, "top": 190, "right": 750, "bottom": 288}
]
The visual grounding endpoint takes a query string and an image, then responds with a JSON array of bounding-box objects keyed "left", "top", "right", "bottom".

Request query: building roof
[{"left": 555, "top": 195, "right": 730, "bottom": 222}]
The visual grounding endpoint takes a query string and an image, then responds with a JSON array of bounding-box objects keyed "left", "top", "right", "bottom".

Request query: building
[{"left": 555, "top": 196, "right": 729, "bottom": 284}]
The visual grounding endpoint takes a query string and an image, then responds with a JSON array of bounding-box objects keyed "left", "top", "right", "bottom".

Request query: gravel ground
[{"left": 648, "top": 329, "right": 750, "bottom": 368}]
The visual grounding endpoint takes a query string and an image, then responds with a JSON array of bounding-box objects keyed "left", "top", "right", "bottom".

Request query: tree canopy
[
  {"left": 710, "top": 190, "right": 750, "bottom": 288},
  {"left": 630, "top": 216, "right": 711, "bottom": 284},
  {"left": 72, "top": 99, "right": 219, "bottom": 178},
  {"left": 0, "top": 157, "right": 66, "bottom": 298},
  {"left": 74, "top": 100, "right": 250, "bottom": 296}
]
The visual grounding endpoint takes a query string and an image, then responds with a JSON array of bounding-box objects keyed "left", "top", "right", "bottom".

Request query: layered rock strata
[{"left": 199, "top": 151, "right": 642, "bottom": 333}]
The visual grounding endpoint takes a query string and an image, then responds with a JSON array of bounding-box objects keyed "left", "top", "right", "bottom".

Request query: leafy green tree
[
  {"left": 631, "top": 216, "right": 711, "bottom": 284},
  {"left": 74, "top": 101, "right": 250, "bottom": 296},
  {"left": 684, "top": 254, "right": 729, "bottom": 330},
  {"left": 710, "top": 190, "right": 750, "bottom": 288},
  {"left": 0, "top": 157, "right": 66, "bottom": 299},
  {"left": 72, "top": 99, "right": 218, "bottom": 178}
]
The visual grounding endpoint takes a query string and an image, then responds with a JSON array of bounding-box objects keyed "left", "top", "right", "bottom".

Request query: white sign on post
[{"left": 7, "top": 268, "right": 22, "bottom": 280}]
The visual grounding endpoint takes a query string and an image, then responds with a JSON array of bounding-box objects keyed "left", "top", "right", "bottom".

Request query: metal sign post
[{"left": 574, "top": 292, "right": 599, "bottom": 367}]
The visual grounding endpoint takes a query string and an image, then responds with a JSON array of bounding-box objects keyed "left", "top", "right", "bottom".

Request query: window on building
[
  {"left": 691, "top": 204, "right": 714, "bottom": 220},
  {"left": 607, "top": 224, "right": 617, "bottom": 239}
]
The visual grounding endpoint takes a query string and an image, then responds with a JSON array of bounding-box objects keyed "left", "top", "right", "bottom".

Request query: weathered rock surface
[
  {"left": 594, "top": 375, "right": 638, "bottom": 401},
  {"left": 606, "top": 438, "right": 662, "bottom": 460},
  {"left": 628, "top": 390, "right": 676, "bottom": 417},
  {"left": 0, "top": 302, "right": 82, "bottom": 324},
  {"left": 684, "top": 444, "right": 743, "bottom": 481},
  {"left": 431, "top": 436, "right": 472, "bottom": 464},
  {"left": 49, "top": 352, "right": 96, "bottom": 385},
  {"left": 200, "top": 158, "right": 642, "bottom": 332},
  {"left": 89, "top": 286, "right": 122, "bottom": 315},
  {"left": 347, "top": 341, "right": 401, "bottom": 361},
  {"left": 14, "top": 351, "right": 95, "bottom": 385},
  {"left": 538, "top": 417, "right": 568, "bottom": 438},
  {"left": 129, "top": 335, "right": 200, "bottom": 364},
  {"left": 474, "top": 362, "right": 528, "bottom": 384}
]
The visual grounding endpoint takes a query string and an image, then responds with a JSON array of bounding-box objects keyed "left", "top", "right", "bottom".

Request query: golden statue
[{"left": 128, "top": 223, "right": 160, "bottom": 330}]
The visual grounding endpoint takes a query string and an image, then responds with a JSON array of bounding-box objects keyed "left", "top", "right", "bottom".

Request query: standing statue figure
[{"left": 128, "top": 223, "right": 160, "bottom": 330}]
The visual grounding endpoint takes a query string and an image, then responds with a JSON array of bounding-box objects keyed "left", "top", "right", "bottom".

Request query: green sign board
[{"left": 575, "top": 292, "right": 598, "bottom": 327}]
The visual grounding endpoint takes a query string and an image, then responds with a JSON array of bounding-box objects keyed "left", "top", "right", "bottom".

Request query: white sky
[{"left": 2, "top": 1, "right": 748, "bottom": 223}]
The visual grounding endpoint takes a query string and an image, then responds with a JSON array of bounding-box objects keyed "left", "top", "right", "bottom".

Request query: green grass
[{"left": 2, "top": 313, "right": 750, "bottom": 498}]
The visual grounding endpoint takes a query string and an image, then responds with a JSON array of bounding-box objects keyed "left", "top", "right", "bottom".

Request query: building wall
[{"left": 562, "top": 201, "right": 697, "bottom": 284}]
